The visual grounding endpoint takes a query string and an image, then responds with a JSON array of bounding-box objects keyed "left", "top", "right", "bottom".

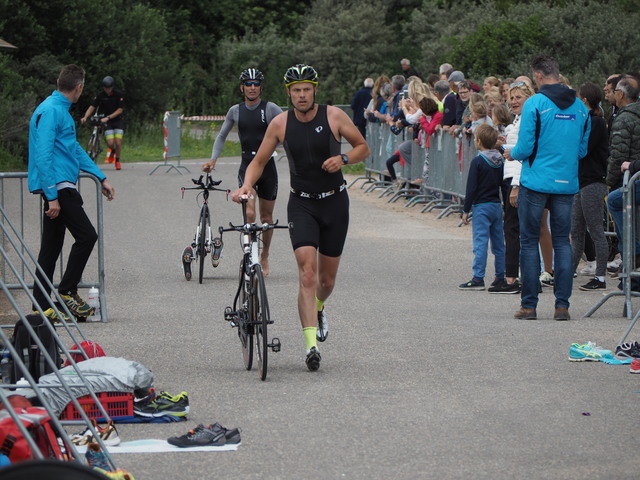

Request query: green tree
[{"left": 298, "top": 0, "right": 396, "bottom": 104}]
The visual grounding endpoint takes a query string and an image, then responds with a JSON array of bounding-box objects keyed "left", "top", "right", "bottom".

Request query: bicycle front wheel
[
  {"left": 239, "top": 259, "right": 253, "bottom": 370},
  {"left": 86, "top": 133, "right": 98, "bottom": 161},
  {"left": 198, "top": 205, "right": 210, "bottom": 284},
  {"left": 250, "top": 264, "right": 270, "bottom": 380}
]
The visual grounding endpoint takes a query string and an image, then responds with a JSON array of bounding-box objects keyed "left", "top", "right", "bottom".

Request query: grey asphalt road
[{"left": 6, "top": 156, "right": 639, "bottom": 479}]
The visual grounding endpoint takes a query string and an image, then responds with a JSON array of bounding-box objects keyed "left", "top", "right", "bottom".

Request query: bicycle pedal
[
  {"left": 224, "top": 307, "right": 239, "bottom": 325},
  {"left": 269, "top": 337, "right": 281, "bottom": 353}
]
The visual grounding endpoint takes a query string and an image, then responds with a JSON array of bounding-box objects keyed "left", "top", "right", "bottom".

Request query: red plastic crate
[{"left": 59, "top": 391, "right": 133, "bottom": 421}]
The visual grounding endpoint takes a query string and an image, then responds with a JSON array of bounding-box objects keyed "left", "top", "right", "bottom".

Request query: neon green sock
[
  {"left": 303, "top": 327, "right": 317, "bottom": 351},
  {"left": 315, "top": 296, "right": 324, "bottom": 312}
]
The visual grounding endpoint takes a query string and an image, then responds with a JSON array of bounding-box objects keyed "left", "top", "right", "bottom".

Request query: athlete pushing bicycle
[
  {"left": 202, "top": 68, "right": 283, "bottom": 276},
  {"left": 81, "top": 76, "right": 125, "bottom": 170},
  {"left": 232, "top": 64, "right": 370, "bottom": 372}
]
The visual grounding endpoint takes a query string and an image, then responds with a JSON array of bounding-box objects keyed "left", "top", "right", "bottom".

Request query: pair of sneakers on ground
[
  {"left": 306, "top": 307, "right": 328, "bottom": 372},
  {"left": 458, "top": 277, "right": 520, "bottom": 294},
  {"left": 34, "top": 291, "right": 96, "bottom": 323}
]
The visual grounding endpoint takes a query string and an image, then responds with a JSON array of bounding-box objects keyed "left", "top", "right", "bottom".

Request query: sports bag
[
  {"left": 0, "top": 407, "right": 67, "bottom": 462},
  {"left": 10, "top": 314, "right": 62, "bottom": 383}
]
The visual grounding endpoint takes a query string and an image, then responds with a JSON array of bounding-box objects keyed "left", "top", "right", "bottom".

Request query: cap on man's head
[{"left": 448, "top": 71, "right": 465, "bottom": 83}]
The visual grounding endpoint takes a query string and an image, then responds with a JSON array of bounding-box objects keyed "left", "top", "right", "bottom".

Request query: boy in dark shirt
[{"left": 459, "top": 124, "right": 506, "bottom": 291}]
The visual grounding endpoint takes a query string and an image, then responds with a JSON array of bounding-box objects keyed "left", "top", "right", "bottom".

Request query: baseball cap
[{"left": 448, "top": 71, "right": 465, "bottom": 83}]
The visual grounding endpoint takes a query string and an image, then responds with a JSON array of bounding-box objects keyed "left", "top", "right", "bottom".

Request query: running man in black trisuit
[
  {"left": 203, "top": 68, "right": 283, "bottom": 275},
  {"left": 232, "top": 64, "right": 370, "bottom": 371}
]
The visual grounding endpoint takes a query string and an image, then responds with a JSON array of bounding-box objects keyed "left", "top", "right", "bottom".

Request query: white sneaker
[
  {"left": 608, "top": 256, "right": 622, "bottom": 269},
  {"left": 579, "top": 260, "right": 596, "bottom": 276}
]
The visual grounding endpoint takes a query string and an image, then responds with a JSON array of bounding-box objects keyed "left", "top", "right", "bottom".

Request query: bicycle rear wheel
[
  {"left": 250, "top": 264, "right": 270, "bottom": 380},
  {"left": 239, "top": 259, "right": 253, "bottom": 370},
  {"left": 198, "top": 205, "right": 209, "bottom": 284}
]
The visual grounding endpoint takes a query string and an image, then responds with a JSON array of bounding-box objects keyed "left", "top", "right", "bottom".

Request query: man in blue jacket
[
  {"left": 505, "top": 55, "right": 590, "bottom": 321},
  {"left": 28, "top": 64, "right": 116, "bottom": 322}
]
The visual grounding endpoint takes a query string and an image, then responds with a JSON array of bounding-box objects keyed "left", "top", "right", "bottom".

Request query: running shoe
[
  {"left": 115, "top": 160, "right": 122, "bottom": 170},
  {"left": 572, "top": 342, "right": 613, "bottom": 356},
  {"left": 458, "top": 278, "right": 485, "bottom": 290},
  {"left": 182, "top": 246, "right": 193, "bottom": 280},
  {"left": 167, "top": 424, "right": 225, "bottom": 447},
  {"left": 569, "top": 342, "right": 611, "bottom": 362},
  {"left": 306, "top": 347, "right": 321, "bottom": 371},
  {"left": 71, "top": 421, "right": 121, "bottom": 447},
  {"left": 579, "top": 278, "right": 606, "bottom": 291},
  {"left": 488, "top": 279, "right": 521, "bottom": 294},
  {"left": 60, "top": 293, "right": 95, "bottom": 317},
  {"left": 134, "top": 391, "right": 189, "bottom": 417},
  {"left": 630, "top": 358, "right": 640, "bottom": 374},
  {"left": 209, "top": 423, "right": 241, "bottom": 445},
  {"left": 615, "top": 341, "right": 640, "bottom": 360},
  {"left": 578, "top": 261, "right": 596, "bottom": 276},
  {"left": 539, "top": 271, "right": 554, "bottom": 287},
  {"left": 33, "top": 308, "right": 71, "bottom": 324},
  {"left": 85, "top": 443, "right": 110, "bottom": 470},
  {"left": 316, "top": 307, "right": 328, "bottom": 342},
  {"left": 211, "top": 237, "right": 223, "bottom": 268}
]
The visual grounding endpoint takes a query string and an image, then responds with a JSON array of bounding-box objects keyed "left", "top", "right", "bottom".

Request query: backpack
[
  {"left": 63, "top": 340, "right": 106, "bottom": 367},
  {"left": 10, "top": 314, "right": 62, "bottom": 384},
  {"left": 0, "top": 407, "right": 68, "bottom": 462}
]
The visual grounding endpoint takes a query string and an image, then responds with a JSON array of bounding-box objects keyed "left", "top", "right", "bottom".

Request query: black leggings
[{"left": 33, "top": 188, "right": 98, "bottom": 310}]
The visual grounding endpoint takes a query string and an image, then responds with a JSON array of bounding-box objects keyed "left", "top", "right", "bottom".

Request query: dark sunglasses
[{"left": 243, "top": 81, "right": 262, "bottom": 87}]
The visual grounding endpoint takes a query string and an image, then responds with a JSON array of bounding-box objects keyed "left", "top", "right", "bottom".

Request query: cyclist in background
[
  {"left": 202, "top": 68, "right": 283, "bottom": 275},
  {"left": 81, "top": 76, "right": 125, "bottom": 170},
  {"left": 232, "top": 64, "right": 370, "bottom": 372}
]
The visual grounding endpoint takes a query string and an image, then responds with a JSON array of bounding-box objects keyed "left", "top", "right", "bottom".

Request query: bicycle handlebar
[
  {"left": 181, "top": 174, "right": 228, "bottom": 194},
  {"left": 88, "top": 114, "right": 105, "bottom": 126},
  {"left": 219, "top": 197, "right": 289, "bottom": 234},
  {"left": 219, "top": 221, "right": 289, "bottom": 235}
]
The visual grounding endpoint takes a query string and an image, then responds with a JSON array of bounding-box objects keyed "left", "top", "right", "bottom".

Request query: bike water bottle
[
  {"left": 87, "top": 287, "right": 101, "bottom": 322},
  {"left": 0, "top": 352, "right": 11, "bottom": 384}
]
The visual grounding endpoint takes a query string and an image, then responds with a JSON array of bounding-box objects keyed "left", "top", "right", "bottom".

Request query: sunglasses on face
[{"left": 243, "top": 81, "right": 261, "bottom": 87}]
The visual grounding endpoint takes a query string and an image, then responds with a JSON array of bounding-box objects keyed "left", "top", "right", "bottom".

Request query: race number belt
[{"left": 290, "top": 183, "right": 346, "bottom": 200}]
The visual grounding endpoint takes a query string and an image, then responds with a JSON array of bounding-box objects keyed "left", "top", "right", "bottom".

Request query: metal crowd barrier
[
  {"left": 585, "top": 170, "right": 640, "bottom": 338},
  {"left": 0, "top": 172, "right": 108, "bottom": 322},
  {"left": 351, "top": 122, "right": 477, "bottom": 218}
]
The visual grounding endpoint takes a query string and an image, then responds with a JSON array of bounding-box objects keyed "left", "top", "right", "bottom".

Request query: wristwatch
[{"left": 340, "top": 154, "right": 349, "bottom": 165}]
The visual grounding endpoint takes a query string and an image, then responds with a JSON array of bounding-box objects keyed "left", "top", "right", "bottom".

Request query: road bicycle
[
  {"left": 181, "top": 174, "right": 229, "bottom": 284},
  {"left": 85, "top": 114, "right": 105, "bottom": 162},
  {"left": 220, "top": 197, "right": 289, "bottom": 380}
]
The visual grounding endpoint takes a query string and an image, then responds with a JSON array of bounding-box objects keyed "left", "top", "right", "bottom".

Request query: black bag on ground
[{"left": 10, "top": 314, "right": 62, "bottom": 383}]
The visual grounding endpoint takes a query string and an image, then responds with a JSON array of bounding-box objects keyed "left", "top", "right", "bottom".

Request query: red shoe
[
  {"left": 115, "top": 160, "right": 122, "bottom": 170},
  {"left": 104, "top": 149, "right": 114, "bottom": 163},
  {"left": 630, "top": 358, "right": 640, "bottom": 374}
]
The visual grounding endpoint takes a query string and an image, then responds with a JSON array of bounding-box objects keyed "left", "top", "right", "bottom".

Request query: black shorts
[
  {"left": 287, "top": 189, "right": 349, "bottom": 257},
  {"left": 238, "top": 157, "right": 278, "bottom": 201}
]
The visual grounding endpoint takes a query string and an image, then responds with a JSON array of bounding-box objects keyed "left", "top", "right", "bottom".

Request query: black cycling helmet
[
  {"left": 239, "top": 68, "right": 264, "bottom": 84},
  {"left": 102, "top": 76, "right": 114, "bottom": 88},
  {"left": 283, "top": 64, "right": 318, "bottom": 87}
]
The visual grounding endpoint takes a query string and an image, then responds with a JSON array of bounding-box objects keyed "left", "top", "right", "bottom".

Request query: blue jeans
[
  {"left": 606, "top": 182, "right": 640, "bottom": 255},
  {"left": 471, "top": 202, "right": 505, "bottom": 280},
  {"left": 518, "top": 187, "right": 574, "bottom": 309}
]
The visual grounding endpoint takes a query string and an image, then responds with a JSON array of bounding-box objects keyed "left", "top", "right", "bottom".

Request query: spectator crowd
[{"left": 351, "top": 56, "right": 640, "bottom": 324}]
